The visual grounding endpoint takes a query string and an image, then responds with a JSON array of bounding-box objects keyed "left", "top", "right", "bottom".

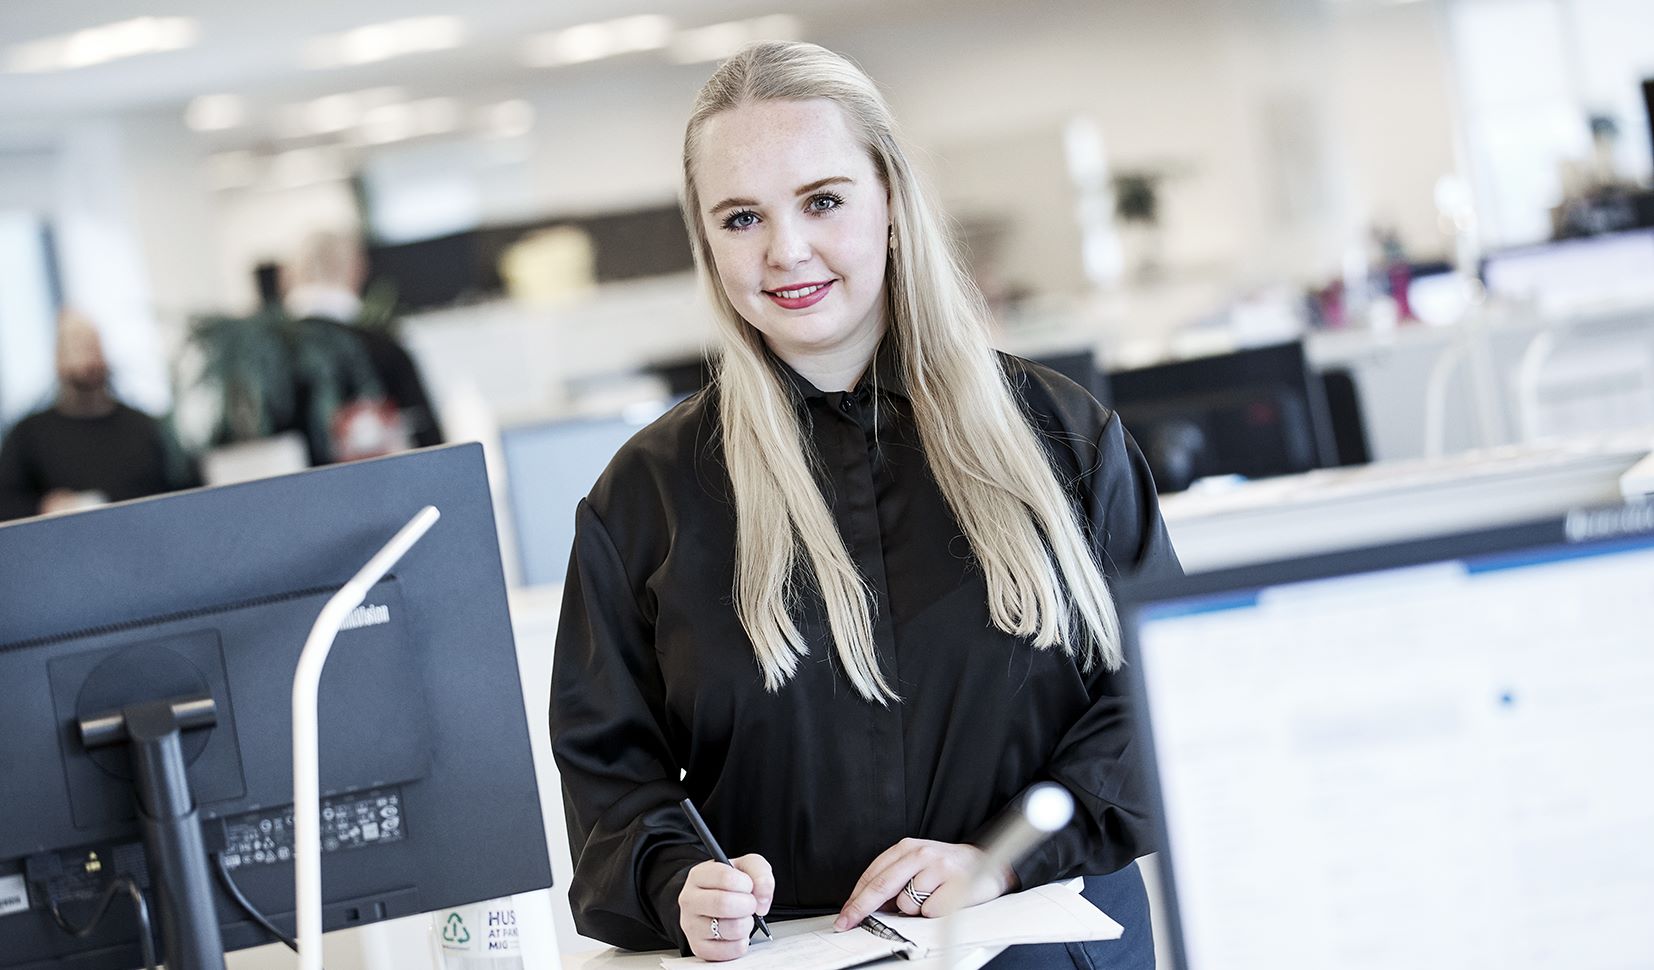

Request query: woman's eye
[
  {"left": 722, "top": 210, "right": 759, "bottom": 231},
  {"left": 808, "top": 193, "right": 844, "bottom": 213}
]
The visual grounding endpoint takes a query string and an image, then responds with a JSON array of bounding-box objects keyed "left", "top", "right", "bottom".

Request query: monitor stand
[{"left": 81, "top": 694, "right": 227, "bottom": 970}]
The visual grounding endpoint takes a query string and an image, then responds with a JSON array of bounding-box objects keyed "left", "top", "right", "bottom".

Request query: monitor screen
[
  {"left": 501, "top": 409, "right": 662, "bottom": 589},
  {"left": 0, "top": 444, "right": 551, "bottom": 969},
  {"left": 1107, "top": 341, "right": 1339, "bottom": 493},
  {"left": 1124, "top": 507, "right": 1654, "bottom": 970}
]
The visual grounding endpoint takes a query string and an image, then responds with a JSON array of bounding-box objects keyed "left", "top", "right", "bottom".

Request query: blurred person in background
[
  {"left": 281, "top": 229, "right": 444, "bottom": 463},
  {"left": 0, "top": 309, "right": 199, "bottom": 521},
  {"left": 550, "top": 42, "right": 1177, "bottom": 968}
]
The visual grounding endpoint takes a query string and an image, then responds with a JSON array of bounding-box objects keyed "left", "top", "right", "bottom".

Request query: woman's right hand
[{"left": 678, "top": 854, "right": 774, "bottom": 961}]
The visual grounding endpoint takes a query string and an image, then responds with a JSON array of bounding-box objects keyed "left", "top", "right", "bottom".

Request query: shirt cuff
[{"left": 642, "top": 843, "right": 709, "bottom": 955}]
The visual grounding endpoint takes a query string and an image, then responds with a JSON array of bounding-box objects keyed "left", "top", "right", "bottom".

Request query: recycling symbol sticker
[{"left": 442, "top": 912, "right": 471, "bottom": 945}]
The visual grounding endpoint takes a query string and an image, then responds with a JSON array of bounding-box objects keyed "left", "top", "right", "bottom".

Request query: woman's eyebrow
[
  {"left": 708, "top": 195, "right": 759, "bottom": 216},
  {"left": 795, "top": 175, "right": 852, "bottom": 195}
]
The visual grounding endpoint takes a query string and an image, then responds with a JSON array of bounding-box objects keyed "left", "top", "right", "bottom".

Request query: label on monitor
[
  {"left": 221, "top": 787, "right": 406, "bottom": 869},
  {"left": 0, "top": 873, "right": 29, "bottom": 917}
]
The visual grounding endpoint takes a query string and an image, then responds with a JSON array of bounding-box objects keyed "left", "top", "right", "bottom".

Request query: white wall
[
  {"left": 0, "top": 210, "right": 57, "bottom": 426},
  {"left": 212, "top": 179, "right": 361, "bottom": 311},
  {"left": 118, "top": 110, "right": 230, "bottom": 339},
  {"left": 1568, "top": 0, "right": 1654, "bottom": 182},
  {"left": 1328, "top": 1, "right": 1463, "bottom": 263},
  {"left": 51, "top": 122, "right": 174, "bottom": 414}
]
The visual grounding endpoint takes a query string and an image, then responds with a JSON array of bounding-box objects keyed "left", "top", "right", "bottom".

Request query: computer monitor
[
  {"left": 1028, "top": 348, "right": 1111, "bottom": 408},
  {"left": 1121, "top": 503, "right": 1654, "bottom": 970},
  {"left": 500, "top": 409, "right": 664, "bottom": 589},
  {"left": 0, "top": 444, "right": 551, "bottom": 969},
  {"left": 1107, "top": 341, "right": 1340, "bottom": 493}
]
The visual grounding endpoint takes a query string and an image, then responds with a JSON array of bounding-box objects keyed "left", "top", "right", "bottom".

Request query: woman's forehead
[{"left": 694, "top": 99, "right": 873, "bottom": 195}]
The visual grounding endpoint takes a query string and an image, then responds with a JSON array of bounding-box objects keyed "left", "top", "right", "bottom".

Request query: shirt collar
[{"left": 768, "top": 337, "right": 909, "bottom": 405}]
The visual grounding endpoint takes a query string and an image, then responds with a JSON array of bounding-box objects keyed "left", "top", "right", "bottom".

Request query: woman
[{"left": 550, "top": 41, "right": 1179, "bottom": 967}]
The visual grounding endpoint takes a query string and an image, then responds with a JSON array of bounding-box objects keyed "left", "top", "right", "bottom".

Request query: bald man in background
[{"left": 0, "top": 311, "right": 198, "bottom": 521}]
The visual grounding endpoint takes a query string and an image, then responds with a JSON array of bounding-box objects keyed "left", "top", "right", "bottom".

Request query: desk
[
  {"left": 563, "top": 913, "right": 1002, "bottom": 970},
  {"left": 1162, "top": 432, "right": 1651, "bottom": 571}
]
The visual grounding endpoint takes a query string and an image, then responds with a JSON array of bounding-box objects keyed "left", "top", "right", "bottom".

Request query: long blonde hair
[{"left": 683, "top": 42, "right": 1122, "bottom": 704}]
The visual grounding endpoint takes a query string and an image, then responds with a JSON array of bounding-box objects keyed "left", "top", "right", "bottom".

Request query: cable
[
  {"left": 212, "top": 852, "right": 315, "bottom": 959},
  {"left": 48, "top": 876, "right": 159, "bottom": 970}
]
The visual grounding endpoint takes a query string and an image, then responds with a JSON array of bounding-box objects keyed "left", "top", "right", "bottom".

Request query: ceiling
[{"left": 0, "top": 0, "right": 978, "bottom": 131}]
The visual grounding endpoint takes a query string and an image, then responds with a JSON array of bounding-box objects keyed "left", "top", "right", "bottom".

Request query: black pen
[{"left": 678, "top": 798, "right": 772, "bottom": 939}]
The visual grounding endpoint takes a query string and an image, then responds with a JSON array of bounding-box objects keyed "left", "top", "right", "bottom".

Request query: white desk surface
[{"left": 564, "top": 913, "right": 1002, "bottom": 970}]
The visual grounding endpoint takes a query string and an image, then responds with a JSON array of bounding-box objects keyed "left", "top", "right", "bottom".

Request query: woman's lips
[{"left": 764, "top": 280, "right": 834, "bottom": 310}]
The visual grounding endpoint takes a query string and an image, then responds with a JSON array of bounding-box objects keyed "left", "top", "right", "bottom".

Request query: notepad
[{"left": 660, "top": 880, "right": 1122, "bottom": 969}]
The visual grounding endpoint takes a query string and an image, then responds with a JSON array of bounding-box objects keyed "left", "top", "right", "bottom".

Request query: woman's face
[{"left": 694, "top": 98, "right": 891, "bottom": 366}]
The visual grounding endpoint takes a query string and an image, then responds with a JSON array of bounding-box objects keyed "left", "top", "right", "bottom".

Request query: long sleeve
[
  {"left": 549, "top": 499, "right": 707, "bottom": 952},
  {"left": 1001, "top": 411, "right": 1182, "bottom": 890}
]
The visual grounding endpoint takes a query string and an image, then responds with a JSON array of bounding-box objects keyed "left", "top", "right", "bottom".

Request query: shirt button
[{"left": 840, "top": 398, "right": 854, "bottom": 413}]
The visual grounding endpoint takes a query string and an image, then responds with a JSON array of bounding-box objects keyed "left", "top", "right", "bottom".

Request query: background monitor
[
  {"left": 501, "top": 410, "right": 662, "bottom": 589},
  {"left": 1122, "top": 504, "right": 1654, "bottom": 970},
  {"left": 0, "top": 443, "right": 551, "bottom": 969},
  {"left": 1028, "top": 348, "right": 1111, "bottom": 408},
  {"left": 1107, "top": 340, "right": 1341, "bottom": 493}
]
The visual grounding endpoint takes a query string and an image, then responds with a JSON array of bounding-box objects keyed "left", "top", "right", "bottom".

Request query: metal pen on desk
[{"left": 678, "top": 798, "right": 773, "bottom": 939}]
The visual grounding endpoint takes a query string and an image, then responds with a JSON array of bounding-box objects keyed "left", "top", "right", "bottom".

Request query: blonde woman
[{"left": 550, "top": 42, "right": 1179, "bottom": 967}]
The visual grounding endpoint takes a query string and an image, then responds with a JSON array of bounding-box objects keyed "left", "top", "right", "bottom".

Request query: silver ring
[
  {"left": 710, "top": 917, "right": 721, "bottom": 940},
  {"left": 904, "top": 879, "right": 933, "bottom": 908}
]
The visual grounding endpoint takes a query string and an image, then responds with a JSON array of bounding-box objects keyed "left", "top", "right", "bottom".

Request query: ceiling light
[
  {"left": 524, "top": 15, "right": 674, "bottom": 67},
  {"left": 6, "top": 16, "right": 199, "bottom": 73},
  {"left": 352, "top": 98, "right": 462, "bottom": 146},
  {"left": 668, "top": 15, "right": 802, "bottom": 65},
  {"left": 276, "top": 87, "right": 404, "bottom": 139},
  {"left": 269, "top": 146, "right": 347, "bottom": 189},
  {"left": 480, "top": 99, "right": 535, "bottom": 139},
  {"left": 355, "top": 103, "right": 417, "bottom": 146},
  {"left": 186, "top": 94, "right": 247, "bottom": 132},
  {"left": 301, "top": 16, "right": 464, "bottom": 70}
]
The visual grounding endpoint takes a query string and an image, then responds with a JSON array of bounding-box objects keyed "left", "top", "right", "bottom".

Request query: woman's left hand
[{"left": 833, "top": 838, "right": 1017, "bottom": 931}]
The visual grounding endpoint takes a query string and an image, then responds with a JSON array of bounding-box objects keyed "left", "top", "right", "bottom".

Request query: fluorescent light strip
[
  {"left": 187, "top": 94, "right": 247, "bottom": 132},
  {"left": 524, "top": 15, "right": 674, "bottom": 67},
  {"left": 6, "top": 17, "right": 199, "bottom": 73},
  {"left": 668, "top": 15, "right": 802, "bottom": 65},
  {"left": 302, "top": 16, "right": 464, "bottom": 70},
  {"left": 276, "top": 87, "right": 406, "bottom": 139}
]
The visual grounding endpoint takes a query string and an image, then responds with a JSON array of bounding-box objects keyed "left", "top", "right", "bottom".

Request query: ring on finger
[
  {"left": 904, "top": 879, "right": 933, "bottom": 908},
  {"left": 710, "top": 917, "right": 721, "bottom": 941}
]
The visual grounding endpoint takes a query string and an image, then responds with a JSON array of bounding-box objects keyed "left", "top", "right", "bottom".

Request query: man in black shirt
[
  {"left": 0, "top": 311, "right": 198, "bottom": 521},
  {"left": 282, "top": 231, "right": 444, "bottom": 464}
]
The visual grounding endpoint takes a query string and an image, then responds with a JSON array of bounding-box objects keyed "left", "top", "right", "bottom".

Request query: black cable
[
  {"left": 49, "top": 875, "right": 159, "bottom": 970},
  {"left": 212, "top": 852, "right": 311, "bottom": 957}
]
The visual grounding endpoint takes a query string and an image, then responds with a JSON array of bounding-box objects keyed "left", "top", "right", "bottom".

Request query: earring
[{"left": 888, "top": 225, "right": 898, "bottom": 253}]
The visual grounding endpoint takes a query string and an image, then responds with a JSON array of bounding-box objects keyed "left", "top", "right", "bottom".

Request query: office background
[{"left": 3, "top": 0, "right": 1653, "bottom": 967}]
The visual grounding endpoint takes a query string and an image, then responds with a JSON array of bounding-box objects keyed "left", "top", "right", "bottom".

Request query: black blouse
[{"left": 549, "top": 346, "right": 1181, "bottom": 952}]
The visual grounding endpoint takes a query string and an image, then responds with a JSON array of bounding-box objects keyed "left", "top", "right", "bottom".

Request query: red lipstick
[{"left": 764, "top": 280, "right": 834, "bottom": 310}]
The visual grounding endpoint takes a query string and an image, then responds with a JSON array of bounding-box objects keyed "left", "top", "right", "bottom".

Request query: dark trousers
[{"left": 981, "top": 862, "right": 1153, "bottom": 970}]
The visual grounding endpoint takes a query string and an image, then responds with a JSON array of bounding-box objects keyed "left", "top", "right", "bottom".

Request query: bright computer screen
[
  {"left": 1125, "top": 507, "right": 1654, "bottom": 970},
  {"left": 0, "top": 444, "right": 550, "bottom": 969}
]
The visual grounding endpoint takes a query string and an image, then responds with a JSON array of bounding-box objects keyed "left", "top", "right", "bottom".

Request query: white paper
[
  {"left": 660, "top": 914, "right": 905, "bottom": 970},
  {"left": 660, "top": 880, "right": 1122, "bottom": 969}
]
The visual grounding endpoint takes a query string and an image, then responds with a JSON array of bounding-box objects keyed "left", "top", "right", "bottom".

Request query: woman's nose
[{"left": 765, "top": 217, "right": 811, "bottom": 270}]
